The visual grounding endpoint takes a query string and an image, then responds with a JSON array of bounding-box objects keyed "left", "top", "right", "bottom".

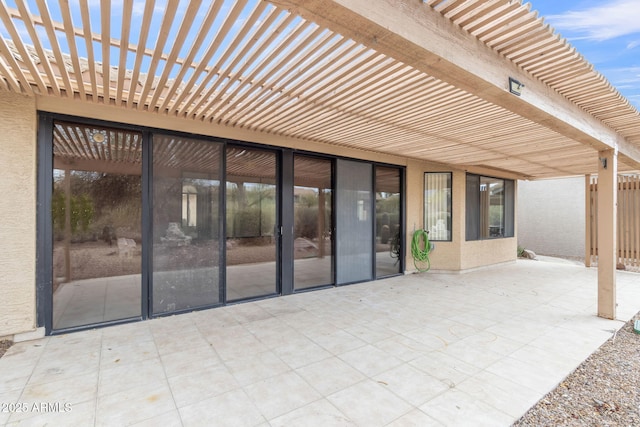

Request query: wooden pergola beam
[{"left": 272, "top": 0, "right": 640, "bottom": 169}]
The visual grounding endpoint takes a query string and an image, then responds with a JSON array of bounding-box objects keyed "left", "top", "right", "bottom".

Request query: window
[
  {"left": 466, "top": 174, "right": 514, "bottom": 240},
  {"left": 424, "top": 172, "right": 452, "bottom": 241}
]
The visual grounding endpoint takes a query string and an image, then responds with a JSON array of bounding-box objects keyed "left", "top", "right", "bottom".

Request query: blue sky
[{"left": 529, "top": 0, "right": 640, "bottom": 109}]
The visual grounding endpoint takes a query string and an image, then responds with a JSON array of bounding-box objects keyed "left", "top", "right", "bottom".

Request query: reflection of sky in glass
[{"left": 53, "top": 169, "right": 65, "bottom": 183}]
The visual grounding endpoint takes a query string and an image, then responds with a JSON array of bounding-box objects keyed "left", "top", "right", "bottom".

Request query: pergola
[{"left": 1, "top": 0, "right": 639, "bottom": 318}]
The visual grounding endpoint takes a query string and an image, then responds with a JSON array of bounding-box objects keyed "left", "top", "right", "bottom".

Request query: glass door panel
[
  {"left": 375, "top": 166, "right": 402, "bottom": 277},
  {"left": 293, "top": 155, "right": 333, "bottom": 290},
  {"left": 226, "top": 147, "right": 278, "bottom": 300},
  {"left": 336, "top": 159, "right": 373, "bottom": 284},
  {"left": 52, "top": 122, "right": 142, "bottom": 329},
  {"left": 152, "top": 135, "right": 222, "bottom": 314}
]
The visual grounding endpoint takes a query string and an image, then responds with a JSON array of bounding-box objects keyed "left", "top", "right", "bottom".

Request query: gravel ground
[{"left": 514, "top": 311, "right": 640, "bottom": 426}]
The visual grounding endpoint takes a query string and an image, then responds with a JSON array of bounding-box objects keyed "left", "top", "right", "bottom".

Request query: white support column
[{"left": 597, "top": 149, "right": 618, "bottom": 319}]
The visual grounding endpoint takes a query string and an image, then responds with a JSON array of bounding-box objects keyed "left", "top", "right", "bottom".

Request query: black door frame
[{"left": 37, "top": 113, "right": 405, "bottom": 335}]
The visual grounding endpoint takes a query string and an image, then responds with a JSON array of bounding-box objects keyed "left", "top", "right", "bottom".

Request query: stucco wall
[
  {"left": 2, "top": 99, "right": 520, "bottom": 335},
  {"left": 421, "top": 169, "right": 465, "bottom": 271},
  {"left": 404, "top": 163, "right": 465, "bottom": 272},
  {"left": 517, "top": 177, "right": 584, "bottom": 258},
  {"left": 459, "top": 238, "right": 518, "bottom": 270},
  {"left": 0, "top": 92, "right": 37, "bottom": 337},
  {"left": 404, "top": 168, "right": 517, "bottom": 272}
]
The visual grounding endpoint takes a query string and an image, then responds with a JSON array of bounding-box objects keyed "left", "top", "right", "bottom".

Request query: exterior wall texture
[
  {"left": 0, "top": 92, "right": 37, "bottom": 337},
  {"left": 459, "top": 173, "right": 517, "bottom": 271},
  {"left": 405, "top": 160, "right": 464, "bottom": 272},
  {"left": 417, "top": 169, "right": 465, "bottom": 272},
  {"left": 459, "top": 238, "right": 518, "bottom": 271},
  {"left": 405, "top": 168, "right": 518, "bottom": 273},
  {"left": 0, "top": 97, "right": 519, "bottom": 335},
  {"left": 517, "top": 177, "right": 585, "bottom": 258}
]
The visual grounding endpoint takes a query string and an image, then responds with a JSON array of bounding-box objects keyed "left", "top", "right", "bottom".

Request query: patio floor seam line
[{"left": 7, "top": 337, "right": 51, "bottom": 425}]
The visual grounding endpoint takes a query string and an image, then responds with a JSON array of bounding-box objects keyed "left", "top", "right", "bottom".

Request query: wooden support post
[
  {"left": 585, "top": 174, "right": 591, "bottom": 267},
  {"left": 597, "top": 150, "right": 617, "bottom": 319}
]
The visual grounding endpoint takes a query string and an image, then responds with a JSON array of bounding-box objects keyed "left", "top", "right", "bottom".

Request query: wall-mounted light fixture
[{"left": 508, "top": 77, "right": 524, "bottom": 96}]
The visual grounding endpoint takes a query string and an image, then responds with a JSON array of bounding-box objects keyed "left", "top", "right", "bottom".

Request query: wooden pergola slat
[
  {"left": 147, "top": 0, "right": 203, "bottom": 110},
  {"left": 115, "top": 0, "right": 133, "bottom": 105},
  {"left": 0, "top": 0, "right": 638, "bottom": 178},
  {"left": 0, "top": 3, "right": 46, "bottom": 94},
  {"left": 173, "top": 0, "right": 255, "bottom": 117},
  {"left": 59, "top": 1, "right": 86, "bottom": 99},
  {"left": 99, "top": 0, "right": 111, "bottom": 101},
  {"left": 0, "top": 37, "right": 30, "bottom": 93},
  {"left": 136, "top": 0, "right": 180, "bottom": 110},
  {"left": 79, "top": 0, "right": 98, "bottom": 100},
  {"left": 126, "top": 0, "right": 155, "bottom": 108},
  {"left": 158, "top": 1, "right": 224, "bottom": 113},
  {"left": 188, "top": 2, "right": 276, "bottom": 118}
]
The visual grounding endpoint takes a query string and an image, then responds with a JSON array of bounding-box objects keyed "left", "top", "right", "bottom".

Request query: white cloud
[
  {"left": 546, "top": 0, "right": 640, "bottom": 41},
  {"left": 627, "top": 40, "right": 640, "bottom": 49}
]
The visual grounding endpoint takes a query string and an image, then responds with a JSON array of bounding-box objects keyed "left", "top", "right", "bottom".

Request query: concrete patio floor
[{"left": 1, "top": 259, "right": 639, "bottom": 426}]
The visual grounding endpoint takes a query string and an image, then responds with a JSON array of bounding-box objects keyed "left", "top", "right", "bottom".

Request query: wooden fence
[{"left": 586, "top": 174, "right": 640, "bottom": 269}]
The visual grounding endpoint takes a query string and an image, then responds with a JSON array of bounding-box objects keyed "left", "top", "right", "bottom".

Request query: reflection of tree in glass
[
  {"left": 227, "top": 182, "right": 276, "bottom": 238},
  {"left": 51, "top": 190, "right": 94, "bottom": 235},
  {"left": 52, "top": 170, "right": 141, "bottom": 239}
]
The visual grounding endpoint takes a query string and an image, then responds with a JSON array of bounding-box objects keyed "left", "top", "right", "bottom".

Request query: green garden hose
[{"left": 411, "top": 229, "right": 432, "bottom": 272}]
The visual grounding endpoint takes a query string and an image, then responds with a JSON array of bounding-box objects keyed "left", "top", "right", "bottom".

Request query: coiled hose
[{"left": 411, "top": 229, "right": 432, "bottom": 272}]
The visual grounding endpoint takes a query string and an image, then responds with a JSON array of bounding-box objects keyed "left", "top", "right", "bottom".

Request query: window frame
[
  {"left": 465, "top": 173, "right": 514, "bottom": 241},
  {"left": 424, "top": 172, "right": 453, "bottom": 242}
]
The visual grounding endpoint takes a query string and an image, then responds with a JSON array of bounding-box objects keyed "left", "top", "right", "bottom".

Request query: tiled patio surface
[{"left": 1, "top": 259, "right": 639, "bottom": 426}]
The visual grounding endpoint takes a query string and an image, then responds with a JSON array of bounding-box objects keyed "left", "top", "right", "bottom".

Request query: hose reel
[{"left": 411, "top": 229, "right": 433, "bottom": 272}]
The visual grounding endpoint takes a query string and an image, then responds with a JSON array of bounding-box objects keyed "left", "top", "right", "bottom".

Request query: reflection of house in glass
[
  {"left": 182, "top": 184, "right": 198, "bottom": 228},
  {"left": 1, "top": 0, "right": 637, "bottom": 338}
]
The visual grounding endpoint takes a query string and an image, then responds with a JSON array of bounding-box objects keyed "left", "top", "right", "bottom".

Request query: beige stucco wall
[
  {"left": 459, "top": 238, "right": 518, "bottom": 270},
  {"left": 0, "top": 96, "right": 518, "bottom": 336},
  {"left": 404, "top": 163, "right": 464, "bottom": 272},
  {"left": 404, "top": 166, "right": 517, "bottom": 272},
  {"left": 0, "top": 92, "right": 37, "bottom": 337}
]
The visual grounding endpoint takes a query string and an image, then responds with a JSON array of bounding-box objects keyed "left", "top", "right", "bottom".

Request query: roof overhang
[{"left": 1, "top": 0, "right": 639, "bottom": 179}]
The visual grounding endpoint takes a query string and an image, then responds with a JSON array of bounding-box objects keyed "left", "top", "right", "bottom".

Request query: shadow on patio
[{"left": 1, "top": 259, "right": 639, "bottom": 426}]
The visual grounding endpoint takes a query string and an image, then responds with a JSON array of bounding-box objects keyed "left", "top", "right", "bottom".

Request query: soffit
[{"left": 1, "top": 0, "right": 639, "bottom": 179}]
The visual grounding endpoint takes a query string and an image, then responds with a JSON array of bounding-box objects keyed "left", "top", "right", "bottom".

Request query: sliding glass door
[
  {"left": 52, "top": 122, "right": 142, "bottom": 329},
  {"left": 293, "top": 155, "right": 333, "bottom": 290},
  {"left": 152, "top": 135, "right": 222, "bottom": 314},
  {"left": 225, "top": 147, "right": 278, "bottom": 300},
  {"left": 335, "top": 159, "right": 373, "bottom": 285},
  {"left": 375, "top": 166, "right": 402, "bottom": 278},
  {"left": 44, "top": 115, "right": 404, "bottom": 333}
]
